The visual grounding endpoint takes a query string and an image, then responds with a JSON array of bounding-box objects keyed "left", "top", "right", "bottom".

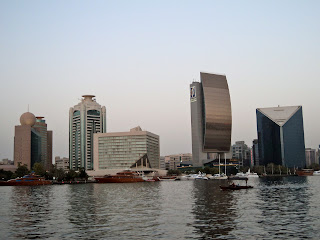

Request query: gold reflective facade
[{"left": 201, "top": 72, "right": 232, "bottom": 152}]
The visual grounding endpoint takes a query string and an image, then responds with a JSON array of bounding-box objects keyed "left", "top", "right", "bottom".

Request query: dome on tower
[{"left": 20, "top": 112, "right": 36, "bottom": 126}]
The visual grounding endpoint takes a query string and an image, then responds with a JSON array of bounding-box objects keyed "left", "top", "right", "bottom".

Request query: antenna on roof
[{"left": 28, "top": 104, "right": 29, "bottom": 112}]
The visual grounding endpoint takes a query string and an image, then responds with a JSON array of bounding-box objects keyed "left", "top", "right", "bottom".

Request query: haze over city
[{"left": 0, "top": 0, "right": 319, "bottom": 160}]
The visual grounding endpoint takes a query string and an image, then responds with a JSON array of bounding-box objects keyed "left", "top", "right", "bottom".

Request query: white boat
[
  {"left": 313, "top": 170, "right": 320, "bottom": 176},
  {"left": 181, "top": 172, "right": 208, "bottom": 180},
  {"left": 210, "top": 173, "right": 228, "bottom": 180},
  {"left": 245, "top": 169, "right": 259, "bottom": 178}
]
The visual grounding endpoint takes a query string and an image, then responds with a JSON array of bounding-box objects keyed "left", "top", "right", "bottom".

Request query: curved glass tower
[
  {"left": 190, "top": 72, "right": 232, "bottom": 167},
  {"left": 69, "top": 95, "right": 106, "bottom": 170}
]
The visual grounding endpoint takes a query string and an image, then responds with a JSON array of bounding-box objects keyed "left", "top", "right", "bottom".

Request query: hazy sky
[{"left": 1, "top": 0, "right": 319, "bottom": 160}]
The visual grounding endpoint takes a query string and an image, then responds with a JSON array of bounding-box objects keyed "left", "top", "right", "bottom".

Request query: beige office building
[
  {"left": 92, "top": 126, "right": 160, "bottom": 175},
  {"left": 14, "top": 112, "right": 53, "bottom": 170}
]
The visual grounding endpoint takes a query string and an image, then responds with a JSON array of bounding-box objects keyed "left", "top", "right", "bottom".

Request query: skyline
[{"left": 1, "top": 1, "right": 319, "bottom": 160}]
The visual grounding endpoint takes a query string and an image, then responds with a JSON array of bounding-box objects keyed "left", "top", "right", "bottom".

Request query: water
[{"left": 1, "top": 177, "right": 320, "bottom": 239}]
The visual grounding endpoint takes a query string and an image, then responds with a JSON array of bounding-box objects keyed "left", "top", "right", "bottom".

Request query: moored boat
[
  {"left": 95, "top": 170, "right": 146, "bottom": 183},
  {"left": 157, "top": 176, "right": 177, "bottom": 181},
  {"left": 220, "top": 183, "right": 253, "bottom": 190},
  {"left": 0, "top": 173, "right": 52, "bottom": 186},
  {"left": 313, "top": 170, "right": 320, "bottom": 176},
  {"left": 296, "top": 169, "right": 314, "bottom": 176}
]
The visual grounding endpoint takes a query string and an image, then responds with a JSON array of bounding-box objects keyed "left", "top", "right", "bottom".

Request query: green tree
[
  {"left": 65, "top": 169, "right": 78, "bottom": 181},
  {"left": 55, "top": 168, "right": 66, "bottom": 181},
  {"left": 14, "top": 164, "right": 30, "bottom": 177},
  {"left": 32, "top": 162, "right": 46, "bottom": 176},
  {"left": 78, "top": 168, "right": 89, "bottom": 180},
  {"left": 0, "top": 169, "right": 14, "bottom": 180}
]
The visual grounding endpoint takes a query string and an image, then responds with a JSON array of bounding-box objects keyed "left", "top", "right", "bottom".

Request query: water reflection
[
  {"left": 10, "top": 185, "right": 54, "bottom": 239},
  {"left": 192, "top": 180, "right": 236, "bottom": 239},
  {"left": 1, "top": 177, "right": 320, "bottom": 239},
  {"left": 257, "top": 176, "right": 314, "bottom": 239}
]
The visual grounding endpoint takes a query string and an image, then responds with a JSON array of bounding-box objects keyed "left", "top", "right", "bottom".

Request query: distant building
[
  {"left": 33, "top": 117, "right": 53, "bottom": 170},
  {"left": 14, "top": 112, "right": 52, "bottom": 170},
  {"left": 252, "top": 139, "right": 259, "bottom": 166},
  {"left": 231, "top": 141, "right": 251, "bottom": 167},
  {"left": 69, "top": 95, "right": 106, "bottom": 171},
  {"left": 55, "top": 157, "right": 70, "bottom": 171},
  {"left": 190, "top": 72, "right": 232, "bottom": 167},
  {"left": 163, "top": 153, "right": 193, "bottom": 170},
  {"left": 1, "top": 159, "right": 13, "bottom": 165},
  {"left": 305, "top": 148, "right": 317, "bottom": 167},
  {"left": 160, "top": 156, "right": 166, "bottom": 170},
  {"left": 256, "top": 106, "right": 306, "bottom": 168},
  {"left": 93, "top": 126, "right": 160, "bottom": 171}
]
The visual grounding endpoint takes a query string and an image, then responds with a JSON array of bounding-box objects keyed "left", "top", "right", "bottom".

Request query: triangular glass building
[{"left": 256, "top": 106, "right": 306, "bottom": 168}]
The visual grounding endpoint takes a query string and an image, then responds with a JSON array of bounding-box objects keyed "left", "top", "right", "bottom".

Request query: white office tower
[{"left": 69, "top": 95, "right": 106, "bottom": 170}]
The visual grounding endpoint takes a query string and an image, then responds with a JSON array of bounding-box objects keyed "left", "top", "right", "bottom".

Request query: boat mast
[
  {"left": 219, "top": 154, "right": 221, "bottom": 176},
  {"left": 224, "top": 153, "right": 227, "bottom": 176}
]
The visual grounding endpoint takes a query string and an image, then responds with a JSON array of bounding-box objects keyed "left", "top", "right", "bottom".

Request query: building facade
[
  {"left": 252, "top": 139, "right": 259, "bottom": 166},
  {"left": 231, "top": 141, "right": 251, "bottom": 167},
  {"left": 93, "top": 126, "right": 160, "bottom": 171},
  {"left": 69, "top": 95, "right": 106, "bottom": 170},
  {"left": 55, "top": 156, "right": 70, "bottom": 171},
  {"left": 14, "top": 112, "right": 52, "bottom": 170},
  {"left": 305, "top": 148, "right": 317, "bottom": 167},
  {"left": 256, "top": 106, "right": 306, "bottom": 168},
  {"left": 190, "top": 72, "right": 232, "bottom": 167}
]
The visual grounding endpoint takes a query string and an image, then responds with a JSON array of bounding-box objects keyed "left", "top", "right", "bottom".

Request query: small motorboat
[{"left": 220, "top": 183, "right": 253, "bottom": 190}]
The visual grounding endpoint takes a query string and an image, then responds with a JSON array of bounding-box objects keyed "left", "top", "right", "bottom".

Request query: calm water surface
[{"left": 1, "top": 177, "right": 320, "bottom": 239}]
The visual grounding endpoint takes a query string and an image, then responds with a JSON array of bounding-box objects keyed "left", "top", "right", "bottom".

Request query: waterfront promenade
[{"left": 1, "top": 177, "right": 319, "bottom": 239}]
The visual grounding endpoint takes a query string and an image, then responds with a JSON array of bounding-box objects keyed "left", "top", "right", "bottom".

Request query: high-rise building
[
  {"left": 190, "top": 72, "right": 232, "bottom": 167},
  {"left": 93, "top": 126, "right": 159, "bottom": 171},
  {"left": 256, "top": 106, "right": 306, "bottom": 168},
  {"left": 69, "top": 95, "right": 106, "bottom": 170},
  {"left": 33, "top": 117, "right": 53, "bottom": 170},
  {"left": 14, "top": 112, "right": 52, "bottom": 170},
  {"left": 305, "top": 148, "right": 317, "bottom": 167},
  {"left": 231, "top": 141, "right": 251, "bottom": 167},
  {"left": 252, "top": 139, "right": 259, "bottom": 166}
]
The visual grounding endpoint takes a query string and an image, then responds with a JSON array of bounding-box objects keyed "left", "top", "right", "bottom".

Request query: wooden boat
[
  {"left": 0, "top": 173, "right": 52, "bottom": 186},
  {"left": 157, "top": 176, "right": 177, "bottom": 181},
  {"left": 296, "top": 169, "right": 314, "bottom": 176},
  {"left": 95, "top": 170, "right": 146, "bottom": 183},
  {"left": 220, "top": 184, "right": 253, "bottom": 190}
]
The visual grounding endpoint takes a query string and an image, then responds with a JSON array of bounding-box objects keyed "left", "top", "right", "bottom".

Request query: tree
[
  {"left": 65, "top": 169, "right": 78, "bottom": 181},
  {"left": 55, "top": 168, "right": 66, "bottom": 181},
  {"left": 14, "top": 164, "right": 30, "bottom": 177},
  {"left": 78, "top": 168, "right": 88, "bottom": 180},
  {"left": 32, "top": 162, "right": 46, "bottom": 176},
  {"left": 0, "top": 169, "right": 14, "bottom": 180}
]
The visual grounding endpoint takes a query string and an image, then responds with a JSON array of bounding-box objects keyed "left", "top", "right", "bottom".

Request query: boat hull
[
  {"left": 0, "top": 180, "right": 52, "bottom": 186},
  {"left": 95, "top": 176, "right": 145, "bottom": 183},
  {"left": 296, "top": 170, "right": 314, "bottom": 176},
  {"left": 220, "top": 185, "right": 253, "bottom": 190}
]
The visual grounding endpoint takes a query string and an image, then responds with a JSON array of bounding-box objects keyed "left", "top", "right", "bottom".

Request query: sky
[{"left": 0, "top": 0, "right": 319, "bottom": 160}]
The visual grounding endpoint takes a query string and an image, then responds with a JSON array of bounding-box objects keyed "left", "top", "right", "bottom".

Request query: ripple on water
[{"left": 1, "top": 177, "right": 320, "bottom": 239}]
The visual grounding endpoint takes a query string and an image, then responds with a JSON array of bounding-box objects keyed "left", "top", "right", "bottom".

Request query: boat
[
  {"left": 313, "top": 170, "right": 320, "bottom": 176},
  {"left": 0, "top": 173, "right": 52, "bottom": 186},
  {"left": 157, "top": 176, "right": 177, "bottom": 181},
  {"left": 220, "top": 184, "right": 253, "bottom": 190},
  {"left": 296, "top": 169, "right": 314, "bottom": 176},
  {"left": 210, "top": 174, "right": 228, "bottom": 180},
  {"left": 95, "top": 170, "right": 146, "bottom": 183},
  {"left": 210, "top": 154, "right": 228, "bottom": 180},
  {"left": 245, "top": 169, "right": 259, "bottom": 178}
]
